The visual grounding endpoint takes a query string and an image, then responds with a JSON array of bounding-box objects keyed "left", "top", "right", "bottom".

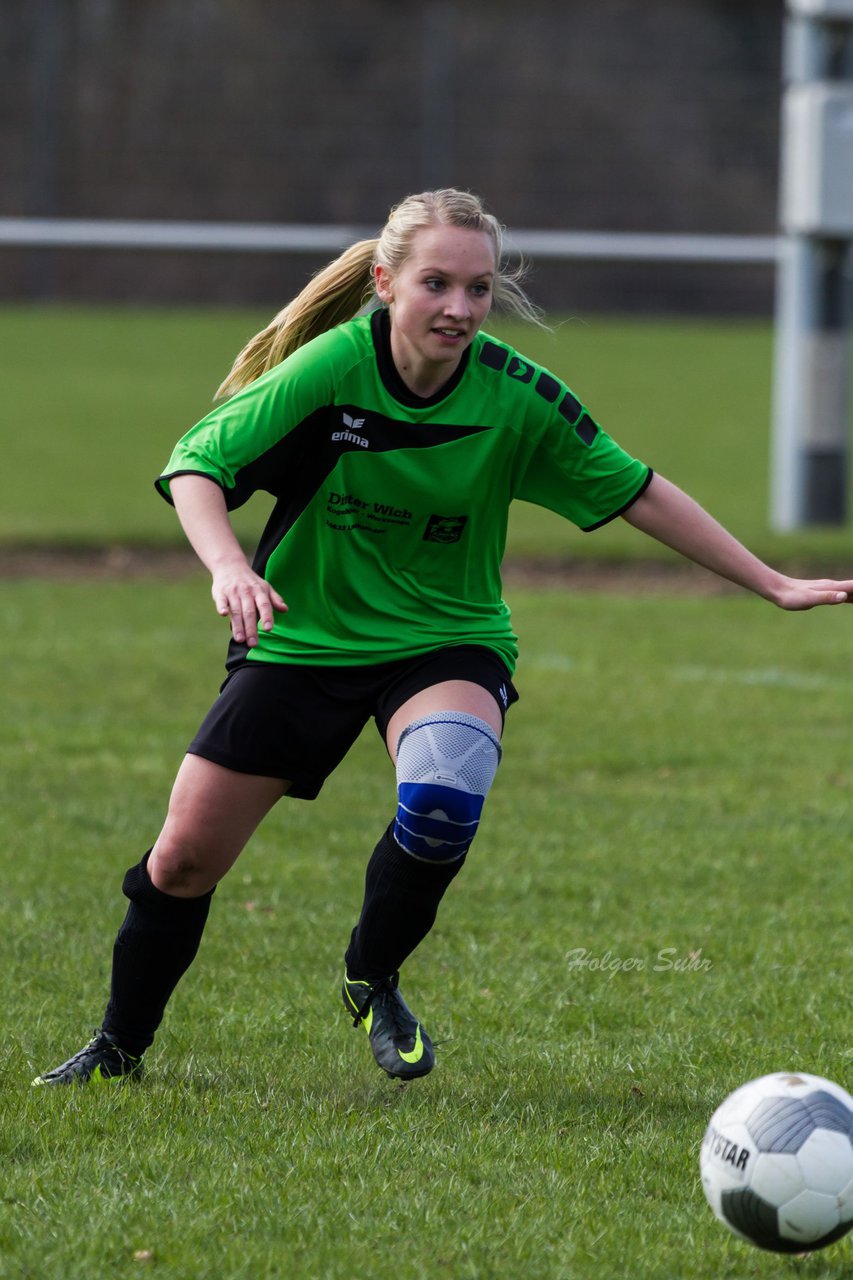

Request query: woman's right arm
[{"left": 170, "top": 473, "right": 288, "bottom": 648}]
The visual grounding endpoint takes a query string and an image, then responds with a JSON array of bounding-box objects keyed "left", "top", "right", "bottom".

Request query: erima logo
[{"left": 332, "top": 411, "right": 369, "bottom": 447}]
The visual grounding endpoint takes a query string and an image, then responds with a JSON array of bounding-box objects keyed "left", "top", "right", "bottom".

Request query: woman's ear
[{"left": 374, "top": 263, "right": 393, "bottom": 304}]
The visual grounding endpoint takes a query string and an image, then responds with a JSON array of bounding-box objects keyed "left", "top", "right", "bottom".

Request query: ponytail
[{"left": 215, "top": 238, "right": 377, "bottom": 400}]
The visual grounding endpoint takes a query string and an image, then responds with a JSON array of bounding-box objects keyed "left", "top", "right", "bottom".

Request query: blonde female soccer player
[{"left": 35, "top": 188, "right": 853, "bottom": 1085}]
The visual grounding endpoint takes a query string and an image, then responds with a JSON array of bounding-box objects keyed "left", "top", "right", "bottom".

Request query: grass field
[
  {"left": 1, "top": 306, "right": 852, "bottom": 1278},
  {"left": 2, "top": 578, "right": 853, "bottom": 1278}
]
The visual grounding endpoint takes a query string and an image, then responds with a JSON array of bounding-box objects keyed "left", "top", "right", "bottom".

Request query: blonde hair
[{"left": 216, "top": 188, "right": 543, "bottom": 400}]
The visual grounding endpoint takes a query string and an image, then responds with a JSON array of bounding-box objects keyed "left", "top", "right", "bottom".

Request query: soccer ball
[{"left": 700, "top": 1071, "right": 853, "bottom": 1253}]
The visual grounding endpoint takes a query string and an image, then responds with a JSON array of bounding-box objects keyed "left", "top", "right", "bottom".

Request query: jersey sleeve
[
  {"left": 155, "top": 328, "right": 343, "bottom": 510},
  {"left": 514, "top": 384, "right": 651, "bottom": 531}
]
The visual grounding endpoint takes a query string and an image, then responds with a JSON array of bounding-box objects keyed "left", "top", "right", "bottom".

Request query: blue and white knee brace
[{"left": 394, "top": 712, "right": 502, "bottom": 863}]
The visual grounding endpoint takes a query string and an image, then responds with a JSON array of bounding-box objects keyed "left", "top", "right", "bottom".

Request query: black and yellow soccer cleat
[
  {"left": 342, "top": 972, "right": 435, "bottom": 1080},
  {"left": 32, "top": 1030, "right": 144, "bottom": 1086}
]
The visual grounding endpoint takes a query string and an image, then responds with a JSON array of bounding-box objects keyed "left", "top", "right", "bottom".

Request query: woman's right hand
[
  {"left": 211, "top": 560, "right": 288, "bottom": 647},
  {"left": 168, "top": 474, "right": 289, "bottom": 647}
]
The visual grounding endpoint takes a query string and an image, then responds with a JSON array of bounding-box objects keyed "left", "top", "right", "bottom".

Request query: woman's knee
[
  {"left": 147, "top": 754, "right": 287, "bottom": 896},
  {"left": 393, "top": 710, "right": 502, "bottom": 861},
  {"left": 148, "top": 831, "right": 222, "bottom": 896}
]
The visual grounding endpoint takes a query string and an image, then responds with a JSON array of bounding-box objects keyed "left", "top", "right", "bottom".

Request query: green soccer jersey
[{"left": 156, "top": 309, "right": 651, "bottom": 673}]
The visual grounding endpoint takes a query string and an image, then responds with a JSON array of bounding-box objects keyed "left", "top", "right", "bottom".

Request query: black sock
[
  {"left": 344, "top": 823, "right": 465, "bottom": 981},
  {"left": 101, "top": 851, "right": 214, "bottom": 1056}
]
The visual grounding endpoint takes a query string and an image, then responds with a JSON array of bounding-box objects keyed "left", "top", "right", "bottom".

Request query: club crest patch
[{"left": 423, "top": 514, "right": 468, "bottom": 544}]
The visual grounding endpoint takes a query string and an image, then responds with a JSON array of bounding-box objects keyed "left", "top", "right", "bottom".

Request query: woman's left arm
[{"left": 622, "top": 473, "right": 853, "bottom": 610}]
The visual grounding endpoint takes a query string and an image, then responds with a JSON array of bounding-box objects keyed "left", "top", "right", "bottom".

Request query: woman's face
[{"left": 374, "top": 223, "right": 496, "bottom": 395}]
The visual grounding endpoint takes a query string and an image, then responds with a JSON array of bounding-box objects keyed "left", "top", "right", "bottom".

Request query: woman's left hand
[{"left": 767, "top": 576, "right": 853, "bottom": 611}]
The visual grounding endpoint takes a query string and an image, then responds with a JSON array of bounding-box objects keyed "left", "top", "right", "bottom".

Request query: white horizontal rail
[
  {"left": 0, "top": 217, "right": 781, "bottom": 264},
  {"left": 504, "top": 230, "right": 780, "bottom": 264},
  {"left": 0, "top": 218, "right": 370, "bottom": 252}
]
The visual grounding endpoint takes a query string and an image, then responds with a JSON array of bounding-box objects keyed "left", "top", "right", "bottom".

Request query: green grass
[
  {"left": 2, "top": 576, "right": 853, "bottom": 1278},
  {"left": 2, "top": 302, "right": 853, "bottom": 564}
]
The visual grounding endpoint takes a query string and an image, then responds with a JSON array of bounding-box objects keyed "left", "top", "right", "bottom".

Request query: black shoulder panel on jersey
[
  {"left": 505, "top": 356, "right": 535, "bottom": 383},
  {"left": 574, "top": 414, "right": 599, "bottom": 446},
  {"left": 535, "top": 372, "right": 561, "bottom": 404},
  {"left": 479, "top": 341, "right": 508, "bottom": 371},
  {"left": 557, "top": 390, "right": 583, "bottom": 425}
]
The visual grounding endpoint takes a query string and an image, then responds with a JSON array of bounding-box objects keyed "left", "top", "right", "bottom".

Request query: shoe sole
[{"left": 382, "top": 1060, "right": 434, "bottom": 1081}]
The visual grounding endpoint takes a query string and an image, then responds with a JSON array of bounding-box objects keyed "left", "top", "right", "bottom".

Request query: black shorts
[{"left": 188, "top": 645, "right": 519, "bottom": 800}]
